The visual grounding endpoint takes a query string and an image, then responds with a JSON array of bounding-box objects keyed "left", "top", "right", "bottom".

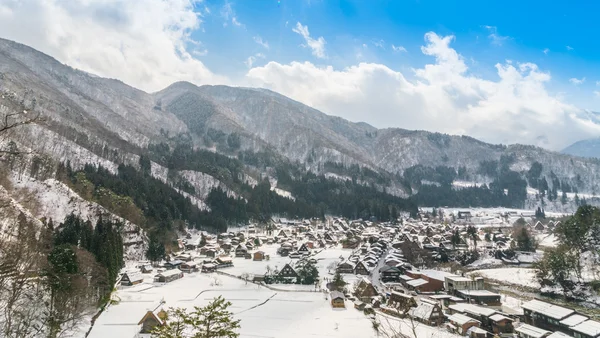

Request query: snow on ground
[
  {"left": 180, "top": 170, "right": 238, "bottom": 199},
  {"left": 89, "top": 272, "right": 377, "bottom": 338},
  {"left": 17, "top": 124, "right": 120, "bottom": 173},
  {"left": 537, "top": 233, "right": 558, "bottom": 248},
  {"left": 150, "top": 162, "right": 169, "bottom": 183},
  {"left": 223, "top": 245, "right": 353, "bottom": 289},
  {"left": 324, "top": 172, "right": 352, "bottom": 182},
  {"left": 470, "top": 268, "right": 540, "bottom": 288},
  {"left": 467, "top": 257, "right": 503, "bottom": 269},
  {"left": 9, "top": 173, "right": 146, "bottom": 259},
  {"left": 452, "top": 180, "right": 485, "bottom": 189},
  {"left": 11, "top": 174, "right": 114, "bottom": 224},
  {"left": 441, "top": 207, "right": 570, "bottom": 219},
  {"left": 499, "top": 294, "right": 525, "bottom": 315},
  {"left": 376, "top": 312, "right": 461, "bottom": 338},
  {"left": 271, "top": 187, "right": 294, "bottom": 200}
]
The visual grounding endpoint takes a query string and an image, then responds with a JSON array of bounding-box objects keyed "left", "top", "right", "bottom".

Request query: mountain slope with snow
[{"left": 2, "top": 36, "right": 600, "bottom": 214}]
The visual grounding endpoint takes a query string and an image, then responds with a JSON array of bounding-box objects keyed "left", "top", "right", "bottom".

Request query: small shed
[
  {"left": 253, "top": 251, "right": 265, "bottom": 261},
  {"left": 330, "top": 291, "right": 345, "bottom": 308},
  {"left": 201, "top": 263, "right": 216, "bottom": 273},
  {"left": 138, "top": 308, "right": 167, "bottom": 334},
  {"left": 448, "top": 313, "right": 481, "bottom": 335},
  {"left": 140, "top": 264, "right": 154, "bottom": 274},
  {"left": 205, "top": 248, "right": 218, "bottom": 258},
  {"left": 489, "top": 313, "right": 514, "bottom": 334},
  {"left": 156, "top": 269, "right": 183, "bottom": 283},
  {"left": 216, "top": 256, "right": 233, "bottom": 267},
  {"left": 121, "top": 272, "right": 144, "bottom": 286},
  {"left": 235, "top": 244, "right": 248, "bottom": 257},
  {"left": 180, "top": 262, "right": 198, "bottom": 273},
  {"left": 163, "top": 260, "right": 183, "bottom": 270}
]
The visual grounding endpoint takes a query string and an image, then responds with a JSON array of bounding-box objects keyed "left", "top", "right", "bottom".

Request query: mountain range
[
  {"left": 1, "top": 37, "right": 600, "bottom": 237},
  {"left": 562, "top": 138, "right": 600, "bottom": 159}
]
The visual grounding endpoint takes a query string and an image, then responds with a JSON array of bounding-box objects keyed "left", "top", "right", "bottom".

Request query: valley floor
[{"left": 87, "top": 245, "right": 460, "bottom": 338}]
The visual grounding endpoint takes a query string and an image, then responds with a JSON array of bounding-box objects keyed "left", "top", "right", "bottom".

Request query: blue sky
[
  {"left": 196, "top": 0, "right": 600, "bottom": 104},
  {"left": 1, "top": 0, "right": 600, "bottom": 149}
]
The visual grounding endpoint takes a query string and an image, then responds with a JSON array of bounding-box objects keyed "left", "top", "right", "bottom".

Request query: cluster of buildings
[
  {"left": 127, "top": 210, "right": 582, "bottom": 338},
  {"left": 345, "top": 268, "right": 599, "bottom": 338}
]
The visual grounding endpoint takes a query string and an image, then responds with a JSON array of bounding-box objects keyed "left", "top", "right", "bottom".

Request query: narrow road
[{"left": 370, "top": 248, "right": 390, "bottom": 290}]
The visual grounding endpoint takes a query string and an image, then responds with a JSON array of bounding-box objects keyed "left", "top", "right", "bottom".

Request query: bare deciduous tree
[
  {"left": 0, "top": 95, "right": 42, "bottom": 157},
  {"left": 0, "top": 214, "right": 49, "bottom": 338}
]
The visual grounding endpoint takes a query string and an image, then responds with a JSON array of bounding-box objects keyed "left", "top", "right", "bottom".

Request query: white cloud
[
  {"left": 246, "top": 32, "right": 600, "bottom": 150},
  {"left": 0, "top": 2, "right": 597, "bottom": 151},
  {"left": 253, "top": 36, "right": 269, "bottom": 49},
  {"left": 391, "top": 44, "right": 407, "bottom": 53},
  {"left": 484, "top": 26, "right": 510, "bottom": 46},
  {"left": 596, "top": 81, "right": 600, "bottom": 86},
  {"left": 192, "top": 49, "right": 208, "bottom": 57},
  {"left": 570, "top": 77, "right": 586, "bottom": 85},
  {"left": 221, "top": 2, "right": 242, "bottom": 27},
  {"left": 372, "top": 39, "right": 385, "bottom": 49},
  {"left": 292, "top": 22, "right": 326, "bottom": 59},
  {"left": 567, "top": 45, "right": 574, "bottom": 51},
  {"left": 543, "top": 48, "right": 549, "bottom": 55},
  {"left": 595, "top": 91, "right": 600, "bottom": 97},
  {"left": 0, "top": 0, "right": 226, "bottom": 92},
  {"left": 244, "top": 53, "right": 265, "bottom": 68}
]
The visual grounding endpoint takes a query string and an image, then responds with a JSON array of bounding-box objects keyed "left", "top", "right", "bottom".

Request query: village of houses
[{"left": 88, "top": 208, "right": 600, "bottom": 338}]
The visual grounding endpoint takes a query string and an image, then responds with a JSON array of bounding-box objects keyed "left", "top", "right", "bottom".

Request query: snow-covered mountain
[
  {"left": 563, "top": 138, "right": 600, "bottom": 159},
  {"left": 156, "top": 83, "right": 600, "bottom": 195},
  {"left": 2, "top": 36, "right": 600, "bottom": 221}
]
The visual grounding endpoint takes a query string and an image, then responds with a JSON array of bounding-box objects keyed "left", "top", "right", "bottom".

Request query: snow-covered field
[
  {"left": 222, "top": 245, "right": 353, "bottom": 289},
  {"left": 90, "top": 272, "right": 374, "bottom": 338},
  {"left": 470, "top": 268, "right": 540, "bottom": 288},
  {"left": 88, "top": 244, "right": 461, "bottom": 338}
]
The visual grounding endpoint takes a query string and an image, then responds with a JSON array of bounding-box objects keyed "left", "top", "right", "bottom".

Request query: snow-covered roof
[
  {"left": 515, "top": 323, "right": 550, "bottom": 338},
  {"left": 521, "top": 299, "right": 574, "bottom": 320},
  {"left": 547, "top": 331, "right": 574, "bottom": 338},
  {"left": 448, "top": 313, "right": 479, "bottom": 325},
  {"left": 166, "top": 260, "right": 183, "bottom": 265},
  {"left": 157, "top": 269, "right": 183, "bottom": 277},
  {"left": 445, "top": 275, "right": 471, "bottom": 282},
  {"left": 559, "top": 314, "right": 588, "bottom": 327},
  {"left": 123, "top": 272, "right": 144, "bottom": 281},
  {"left": 419, "top": 269, "right": 454, "bottom": 281},
  {"left": 456, "top": 290, "right": 500, "bottom": 297},
  {"left": 489, "top": 314, "right": 513, "bottom": 322},
  {"left": 330, "top": 291, "right": 344, "bottom": 300},
  {"left": 409, "top": 301, "right": 436, "bottom": 320},
  {"left": 448, "top": 303, "right": 497, "bottom": 317},
  {"left": 428, "top": 295, "right": 452, "bottom": 299},
  {"left": 406, "top": 278, "right": 428, "bottom": 287},
  {"left": 571, "top": 320, "right": 600, "bottom": 337}
]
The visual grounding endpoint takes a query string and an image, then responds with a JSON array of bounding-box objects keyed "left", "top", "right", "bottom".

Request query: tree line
[
  {"left": 534, "top": 206, "right": 600, "bottom": 298},
  {"left": 0, "top": 212, "right": 123, "bottom": 337}
]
